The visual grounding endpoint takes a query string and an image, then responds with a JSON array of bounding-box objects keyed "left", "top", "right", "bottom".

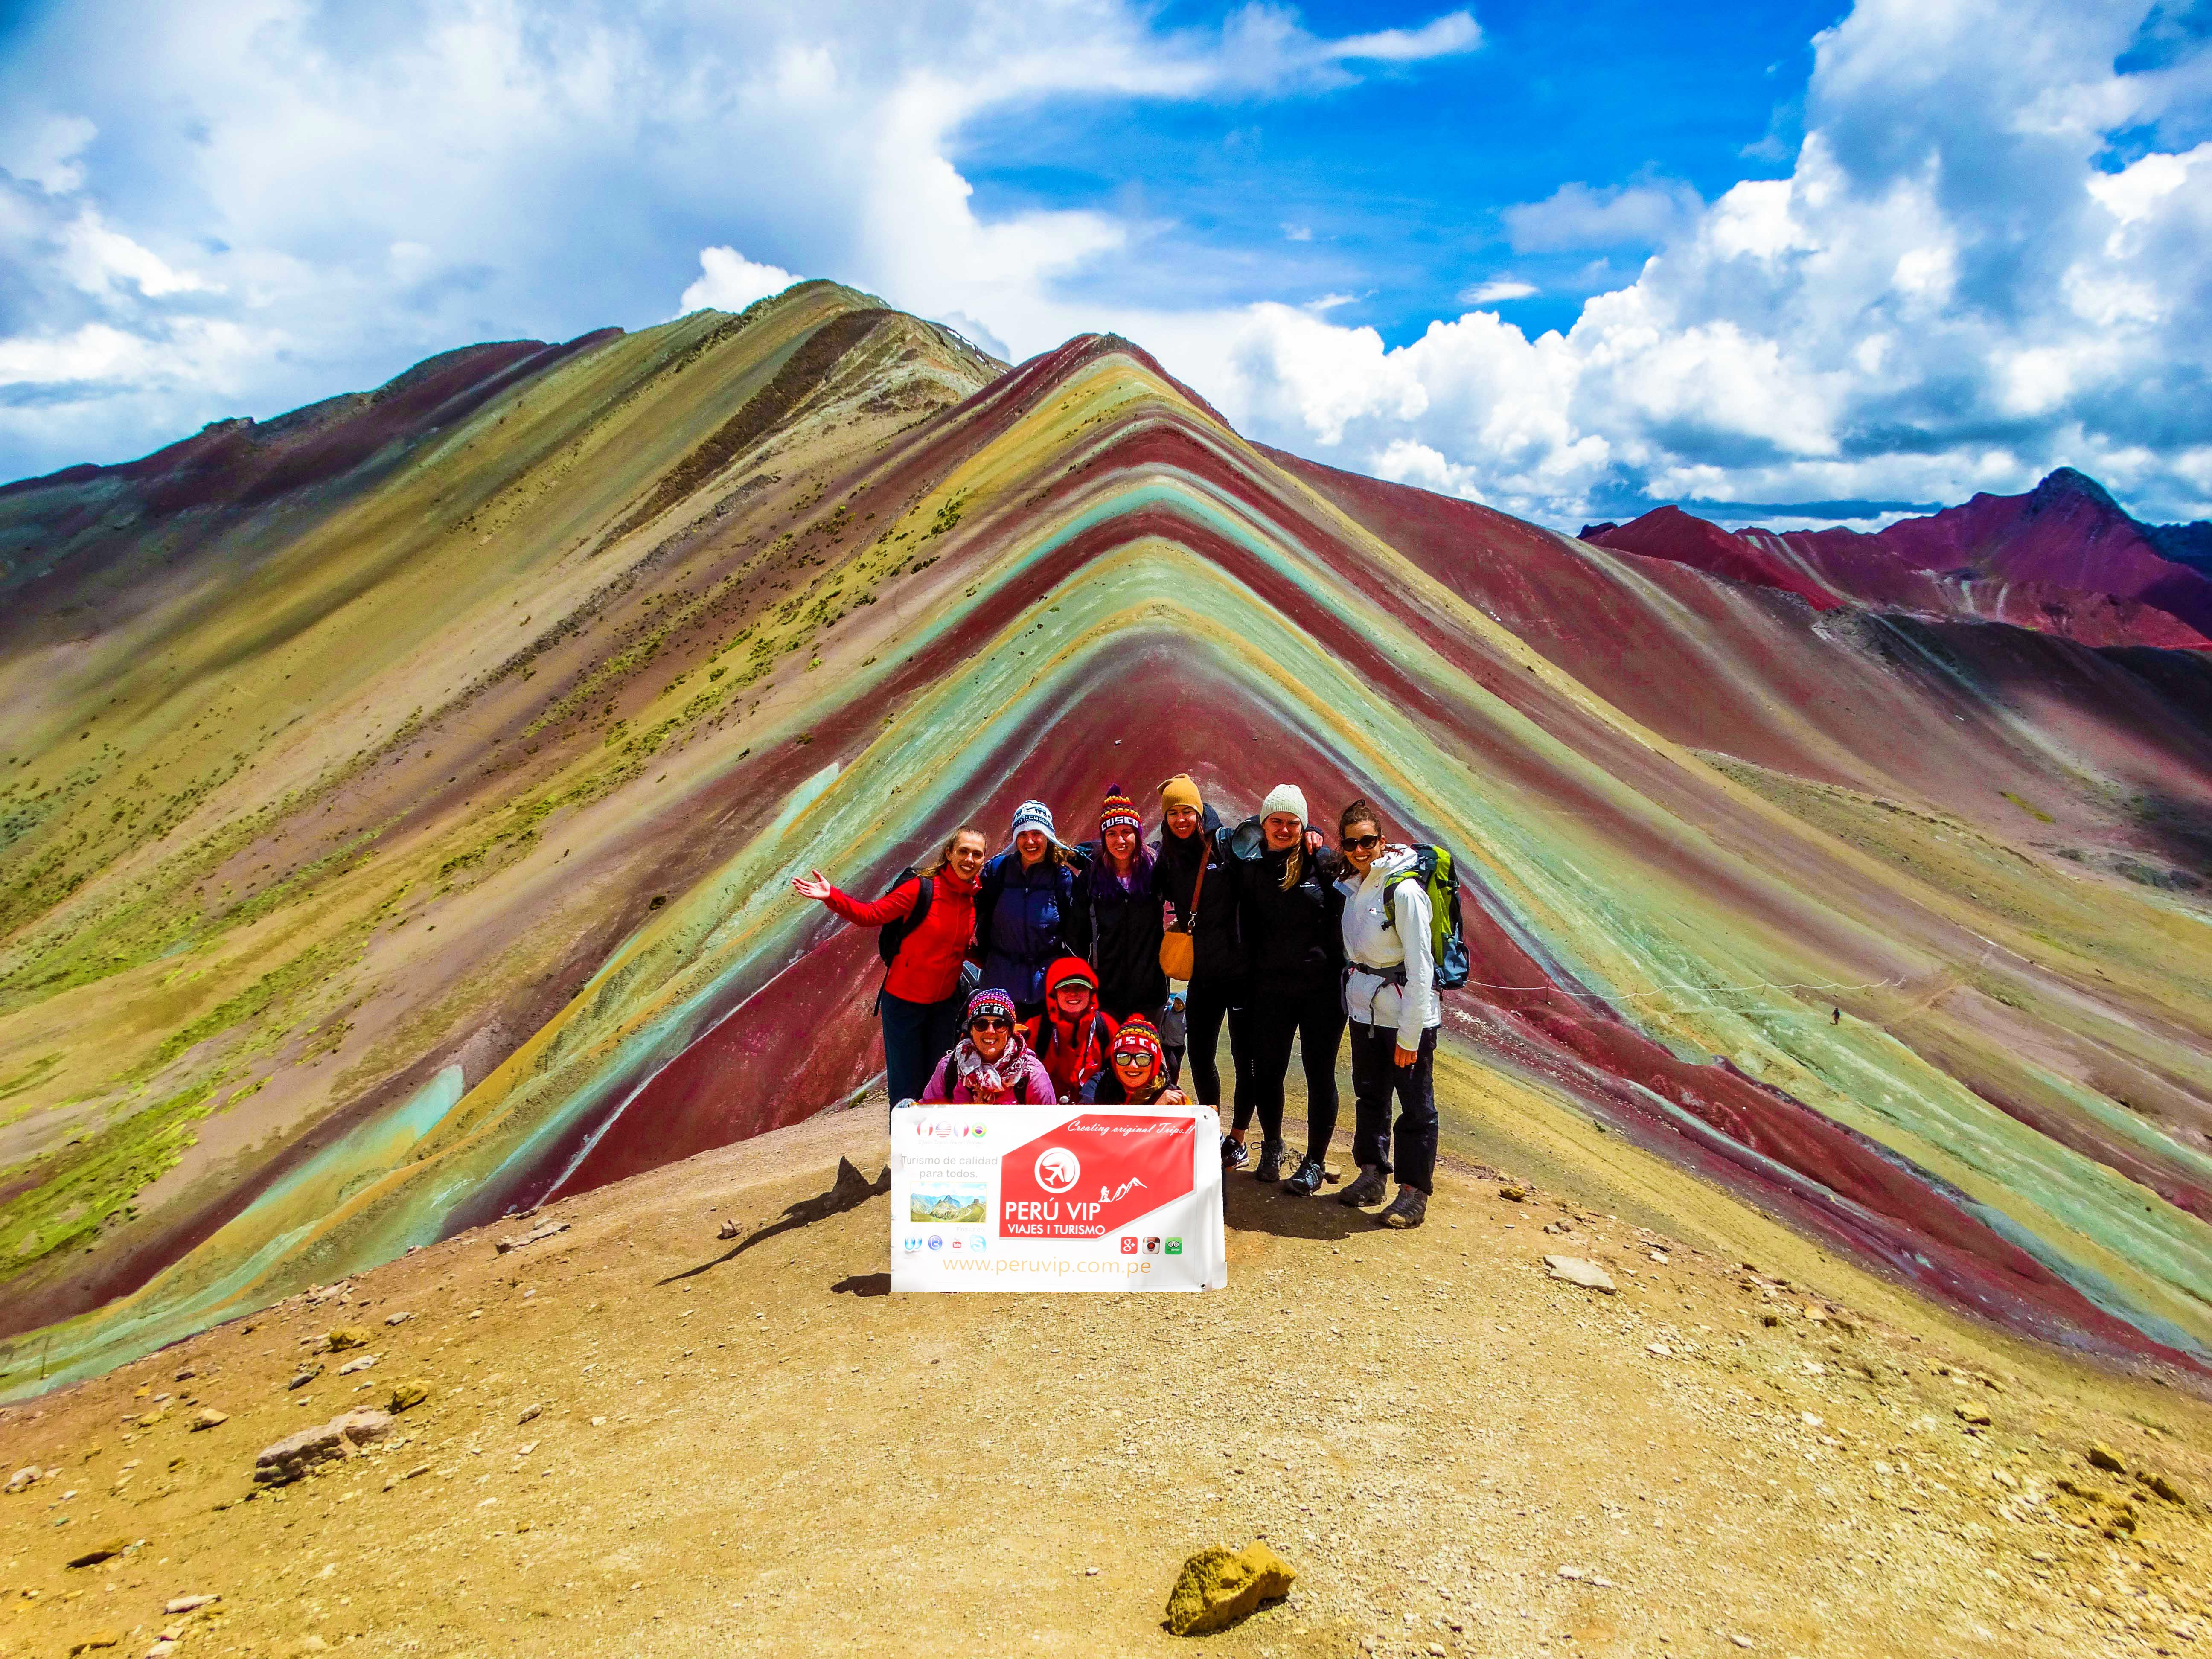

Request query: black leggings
[
  {"left": 1179, "top": 975, "right": 1253, "bottom": 1123},
  {"left": 1240, "top": 978, "right": 1346, "bottom": 1152}
]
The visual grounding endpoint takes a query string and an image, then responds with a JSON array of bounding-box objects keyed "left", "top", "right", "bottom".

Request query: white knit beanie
[
  {"left": 1260, "top": 783, "right": 1307, "bottom": 824},
  {"left": 1010, "top": 798, "right": 1059, "bottom": 843}
]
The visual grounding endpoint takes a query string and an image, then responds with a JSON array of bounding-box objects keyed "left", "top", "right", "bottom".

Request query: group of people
[{"left": 790, "top": 774, "right": 1443, "bottom": 1229}]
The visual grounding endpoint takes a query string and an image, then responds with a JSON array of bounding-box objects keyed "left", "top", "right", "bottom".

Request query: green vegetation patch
[{"left": 0, "top": 1079, "right": 218, "bottom": 1276}]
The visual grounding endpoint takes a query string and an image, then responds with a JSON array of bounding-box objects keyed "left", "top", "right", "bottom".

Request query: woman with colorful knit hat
[
  {"left": 1230, "top": 783, "right": 1347, "bottom": 1191},
  {"left": 1068, "top": 783, "right": 1167, "bottom": 1026},
  {"left": 1094, "top": 1016, "right": 1188, "bottom": 1106},
  {"left": 974, "top": 800, "right": 1083, "bottom": 1023},
  {"left": 1150, "top": 772, "right": 1254, "bottom": 1161},
  {"left": 919, "top": 987, "right": 1057, "bottom": 1104}
]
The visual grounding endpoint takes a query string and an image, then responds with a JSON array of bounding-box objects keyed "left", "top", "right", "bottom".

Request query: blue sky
[{"left": 3, "top": 0, "right": 2210, "bottom": 530}]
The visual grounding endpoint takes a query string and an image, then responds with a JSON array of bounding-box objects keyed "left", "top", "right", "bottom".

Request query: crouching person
[
  {"left": 1334, "top": 799, "right": 1440, "bottom": 1228},
  {"left": 921, "top": 989, "right": 1057, "bottom": 1104},
  {"left": 1094, "top": 1018, "right": 1189, "bottom": 1106},
  {"left": 1023, "top": 957, "right": 1118, "bottom": 1104}
]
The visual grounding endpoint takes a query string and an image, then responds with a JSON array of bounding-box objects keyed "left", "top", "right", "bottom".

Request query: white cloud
[
  {"left": 678, "top": 247, "right": 800, "bottom": 315},
  {"left": 1210, "top": 0, "right": 2212, "bottom": 524},
  {"left": 1503, "top": 179, "right": 1703, "bottom": 252},
  {"left": 1459, "top": 277, "right": 1537, "bottom": 304}
]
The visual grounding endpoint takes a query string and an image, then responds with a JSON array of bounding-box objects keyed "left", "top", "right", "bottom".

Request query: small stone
[
  {"left": 1498, "top": 1185, "right": 1526, "bottom": 1202},
  {"left": 252, "top": 1409, "right": 393, "bottom": 1486},
  {"left": 1163, "top": 1541, "right": 1298, "bottom": 1635},
  {"left": 2143, "top": 1471, "right": 2191, "bottom": 1506},
  {"left": 6, "top": 1464, "right": 42, "bottom": 1492},
  {"left": 164, "top": 1595, "right": 219, "bottom": 1614},
  {"left": 1543, "top": 1256, "right": 1616, "bottom": 1293},
  {"left": 1557, "top": 1565, "right": 1585, "bottom": 1580},
  {"left": 384, "top": 1311, "right": 414, "bottom": 1326},
  {"left": 405, "top": 1463, "right": 430, "bottom": 1480},
  {"left": 320, "top": 1327, "right": 370, "bottom": 1353},
  {"left": 172, "top": 1367, "right": 196, "bottom": 1382},
  {"left": 387, "top": 1380, "right": 430, "bottom": 1414},
  {"left": 66, "top": 1538, "right": 130, "bottom": 1569},
  {"left": 286, "top": 1365, "right": 322, "bottom": 1391},
  {"left": 1645, "top": 1342, "right": 1672, "bottom": 1358},
  {"left": 717, "top": 1220, "right": 739, "bottom": 1240},
  {"left": 1648, "top": 1251, "right": 1669, "bottom": 1264},
  {"left": 189, "top": 1409, "right": 228, "bottom": 1432},
  {"left": 591, "top": 1416, "right": 607, "bottom": 1427},
  {"left": 1730, "top": 1638, "right": 1754, "bottom": 1651},
  {"left": 147, "top": 1643, "right": 178, "bottom": 1658},
  {"left": 518, "top": 1404, "right": 542, "bottom": 1425},
  {"left": 66, "top": 1633, "right": 119, "bottom": 1653},
  {"left": 1954, "top": 1404, "right": 1991, "bottom": 1427},
  {"left": 336, "top": 1355, "right": 376, "bottom": 1377},
  {"left": 496, "top": 1220, "right": 570, "bottom": 1255},
  {"left": 2087, "top": 1443, "right": 2125, "bottom": 1473}
]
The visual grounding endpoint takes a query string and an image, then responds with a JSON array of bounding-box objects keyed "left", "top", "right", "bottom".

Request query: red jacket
[
  {"left": 824, "top": 869, "right": 978, "bottom": 1004},
  {"left": 1021, "top": 1007, "right": 1120, "bottom": 1102}
]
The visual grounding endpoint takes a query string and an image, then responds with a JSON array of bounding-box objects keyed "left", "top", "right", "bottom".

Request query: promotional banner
[{"left": 889, "top": 1103, "right": 1227, "bottom": 1292}]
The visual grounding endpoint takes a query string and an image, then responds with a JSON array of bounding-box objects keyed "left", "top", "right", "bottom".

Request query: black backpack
[{"left": 876, "top": 868, "right": 934, "bottom": 966}]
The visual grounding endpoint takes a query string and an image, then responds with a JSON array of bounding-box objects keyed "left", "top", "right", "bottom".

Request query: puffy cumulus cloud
[
  {"left": 677, "top": 248, "right": 800, "bottom": 316},
  {"left": 0, "top": 0, "right": 1479, "bottom": 481},
  {"left": 1213, "top": 0, "right": 2212, "bottom": 525}
]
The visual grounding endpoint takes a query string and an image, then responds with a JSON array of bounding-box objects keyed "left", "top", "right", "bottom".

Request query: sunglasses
[
  {"left": 1341, "top": 834, "right": 1382, "bottom": 852},
  {"left": 1112, "top": 1051, "right": 1153, "bottom": 1066},
  {"left": 969, "top": 1016, "right": 1010, "bottom": 1031}
]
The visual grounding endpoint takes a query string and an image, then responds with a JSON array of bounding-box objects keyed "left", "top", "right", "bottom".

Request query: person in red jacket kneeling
[
  {"left": 792, "top": 825, "right": 987, "bottom": 1104},
  {"left": 1022, "top": 958, "right": 1119, "bottom": 1104}
]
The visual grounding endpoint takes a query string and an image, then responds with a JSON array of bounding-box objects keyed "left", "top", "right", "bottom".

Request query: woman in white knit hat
[
  {"left": 1228, "top": 783, "right": 1347, "bottom": 1188},
  {"left": 973, "top": 798, "right": 1083, "bottom": 1022}
]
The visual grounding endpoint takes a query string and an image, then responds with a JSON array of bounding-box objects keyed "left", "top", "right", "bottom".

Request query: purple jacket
[{"left": 919, "top": 1048, "right": 1057, "bottom": 1104}]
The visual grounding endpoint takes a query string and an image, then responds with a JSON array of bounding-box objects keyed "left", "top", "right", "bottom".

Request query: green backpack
[{"left": 1380, "top": 845, "right": 1470, "bottom": 990}]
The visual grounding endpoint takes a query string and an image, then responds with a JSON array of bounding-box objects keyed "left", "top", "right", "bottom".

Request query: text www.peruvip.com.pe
[{"left": 937, "top": 1256, "right": 1153, "bottom": 1277}]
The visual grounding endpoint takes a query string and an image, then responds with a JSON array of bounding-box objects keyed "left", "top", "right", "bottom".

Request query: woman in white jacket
[{"left": 1333, "top": 798, "right": 1441, "bottom": 1228}]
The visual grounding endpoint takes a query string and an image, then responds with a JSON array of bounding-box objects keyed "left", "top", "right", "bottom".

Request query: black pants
[
  {"left": 879, "top": 989, "right": 964, "bottom": 1106},
  {"left": 1240, "top": 979, "right": 1345, "bottom": 1153},
  {"left": 1348, "top": 1021, "right": 1438, "bottom": 1192},
  {"left": 1179, "top": 975, "right": 1253, "bottom": 1123}
]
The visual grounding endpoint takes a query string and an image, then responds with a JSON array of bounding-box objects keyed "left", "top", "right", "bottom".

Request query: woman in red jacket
[{"left": 792, "top": 825, "right": 987, "bottom": 1103}]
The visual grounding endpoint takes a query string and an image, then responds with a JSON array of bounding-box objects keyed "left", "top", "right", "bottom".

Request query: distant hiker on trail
[
  {"left": 974, "top": 800, "right": 1083, "bottom": 1023},
  {"left": 1022, "top": 957, "right": 1119, "bottom": 1104},
  {"left": 791, "top": 824, "right": 987, "bottom": 1106},
  {"left": 920, "top": 989, "right": 1056, "bottom": 1104},
  {"left": 1232, "top": 784, "right": 1348, "bottom": 1193},
  {"left": 1067, "top": 784, "right": 1168, "bottom": 1027},
  {"left": 1093, "top": 1017, "right": 1189, "bottom": 1106},
  {"left": 1152, "top": 773, "right": 1254, "bottom": 1164},
  {"left": 1335, "top": 799, "right": 1441, "bottom": 1230}
]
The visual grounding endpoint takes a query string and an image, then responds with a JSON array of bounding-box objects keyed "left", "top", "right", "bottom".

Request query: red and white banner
[{"left": 889, "top": 1103, "right": 1227, "bottom": 1292}]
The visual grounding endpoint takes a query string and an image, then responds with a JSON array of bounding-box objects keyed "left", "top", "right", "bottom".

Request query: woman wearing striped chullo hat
[
  {"left": 972, "top": 798, "right": 1083, "bottom": 1023},
  {"left": 1067, "top": 783, "right": 1168, "bottom": 1030}
]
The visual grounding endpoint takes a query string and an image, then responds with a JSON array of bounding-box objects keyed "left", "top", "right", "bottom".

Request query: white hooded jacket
[{"left": 1337, "top": 844, "right": 1442, "bottom": 1050}]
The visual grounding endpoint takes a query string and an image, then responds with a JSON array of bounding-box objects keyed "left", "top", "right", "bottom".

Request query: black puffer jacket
[
  {"left": 1151, "top": 804, "right": 1247, "bottom": 985},
  {"left": 1067, "top": 840, "right": 1168, "bottom": 1018},
  {"left": 1233, "top": 818, "right": 1345, "bottom": 996}
]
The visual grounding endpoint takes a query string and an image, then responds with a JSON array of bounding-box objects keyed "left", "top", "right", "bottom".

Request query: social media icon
[
  {"left": 1164, "top": 1237, "right": 1183, "bottom": 1256},
  {"left": 927, "top": 1234, "right": 944, "bottom": 1251},
  {"left": 1120, "top": 1236, "right": 1138, "bottom": 1255},
  {"left": 903, "top": 1236, "right": 923, "bottom": 1253},
  {"left": 970, "top": 1234, "right": 987, "bottom": 1252},
  {"left": 1143, "top": 1237, "right": 1161, "bottom": 1256}
]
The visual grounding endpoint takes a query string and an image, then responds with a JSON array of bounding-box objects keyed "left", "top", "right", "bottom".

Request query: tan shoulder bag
[{"left": 1158, "top": 847, "right": 1207, "bottom": 981}]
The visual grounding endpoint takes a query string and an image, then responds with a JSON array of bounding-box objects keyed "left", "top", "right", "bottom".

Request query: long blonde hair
[{"left": 921, "top": 824, "right": 988, "bottom": 877}]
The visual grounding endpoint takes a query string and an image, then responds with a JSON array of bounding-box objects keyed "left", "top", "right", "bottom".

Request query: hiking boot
[
  {"left": 1281, "top": 1154, "right": 1326, "bottom": 1197},
  {"left": 1337, "top": 1164, "right": 1388, "bottom": 1207},
  {"left": 1254, "top": 1140, "right": 1286, "bottom": 1183},
  {"left": 1379, "top": 1187, "right": 1429, "bottom": 1229},
  {"left": 1220, "top": 1135, "right": 1250, "bottom": 1172}
]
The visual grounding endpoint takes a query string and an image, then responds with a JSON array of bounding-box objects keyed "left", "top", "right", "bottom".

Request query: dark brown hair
[{"left": 1339, "top": 797, "right": 1383, "bottom": 838}]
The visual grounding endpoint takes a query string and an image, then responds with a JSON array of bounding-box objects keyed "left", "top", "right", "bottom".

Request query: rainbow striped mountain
[{"left": 2, "top": 282, "right": 2208, "bottom": 1395}]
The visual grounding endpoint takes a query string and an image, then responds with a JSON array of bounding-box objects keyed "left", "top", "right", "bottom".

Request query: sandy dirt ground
[{"left": 4, "top": 1071, "right": 2211, "bottom": 1659}]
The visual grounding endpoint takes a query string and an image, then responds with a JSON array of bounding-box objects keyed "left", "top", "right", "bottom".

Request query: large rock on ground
[
  {"left": 253, "top": 1409, "right": 393, "bottom": 1486},
  {"left": 1163, "top": 1541, "right": 1297, "bottom": 1636}
]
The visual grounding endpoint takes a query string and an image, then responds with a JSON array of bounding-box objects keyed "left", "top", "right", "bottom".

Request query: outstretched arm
[{"left": 791, "top": 869, "right": 834, "bottom": 902}]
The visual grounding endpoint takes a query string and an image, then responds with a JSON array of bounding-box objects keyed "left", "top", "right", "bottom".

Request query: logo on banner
[
  {"left": 902, "top": 1236, "right": 923, "bottom": 1253},
  {"left": 1144, "top": 1237, "right": 1162, "bottom": 1256},
  {"left": 1120, "top": 1236, "right": 1138, "bottom": 1254},
  {"left": 1165, "top": 1237, "right": 1183, "bottom": 1255},
  {"left": 927, "top": 1234, "right": 944, "bottom": 1251},
  {"left": 1002, "top": 1115, "right": 1198, "bottom": 1239}
]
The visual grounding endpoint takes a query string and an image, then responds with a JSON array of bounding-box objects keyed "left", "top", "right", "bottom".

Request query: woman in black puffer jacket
[
  {"left": 1068, "top": 784, "right": 1167, "bottom": 1026},
  {"left": 1150, "top": 773, "right": 1253, "bottom": 1162},
  {"left": 1232, "top": 783, "right": 1346, "bottom": 1191}
]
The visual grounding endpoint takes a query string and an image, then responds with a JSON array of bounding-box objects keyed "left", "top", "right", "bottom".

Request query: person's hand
[
  {"left": 790, "top": 869, "right": 833, "bottom": 902},
  {"left": 1394, "top": 1043, "right": 1419, "bottom": 1068},
  {"left": 1304, "top": 827, "right": 1325, "bottom": 854},
  {"left": 1161, "top": 1087, "right": 1189, "bottom": 1105}
]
